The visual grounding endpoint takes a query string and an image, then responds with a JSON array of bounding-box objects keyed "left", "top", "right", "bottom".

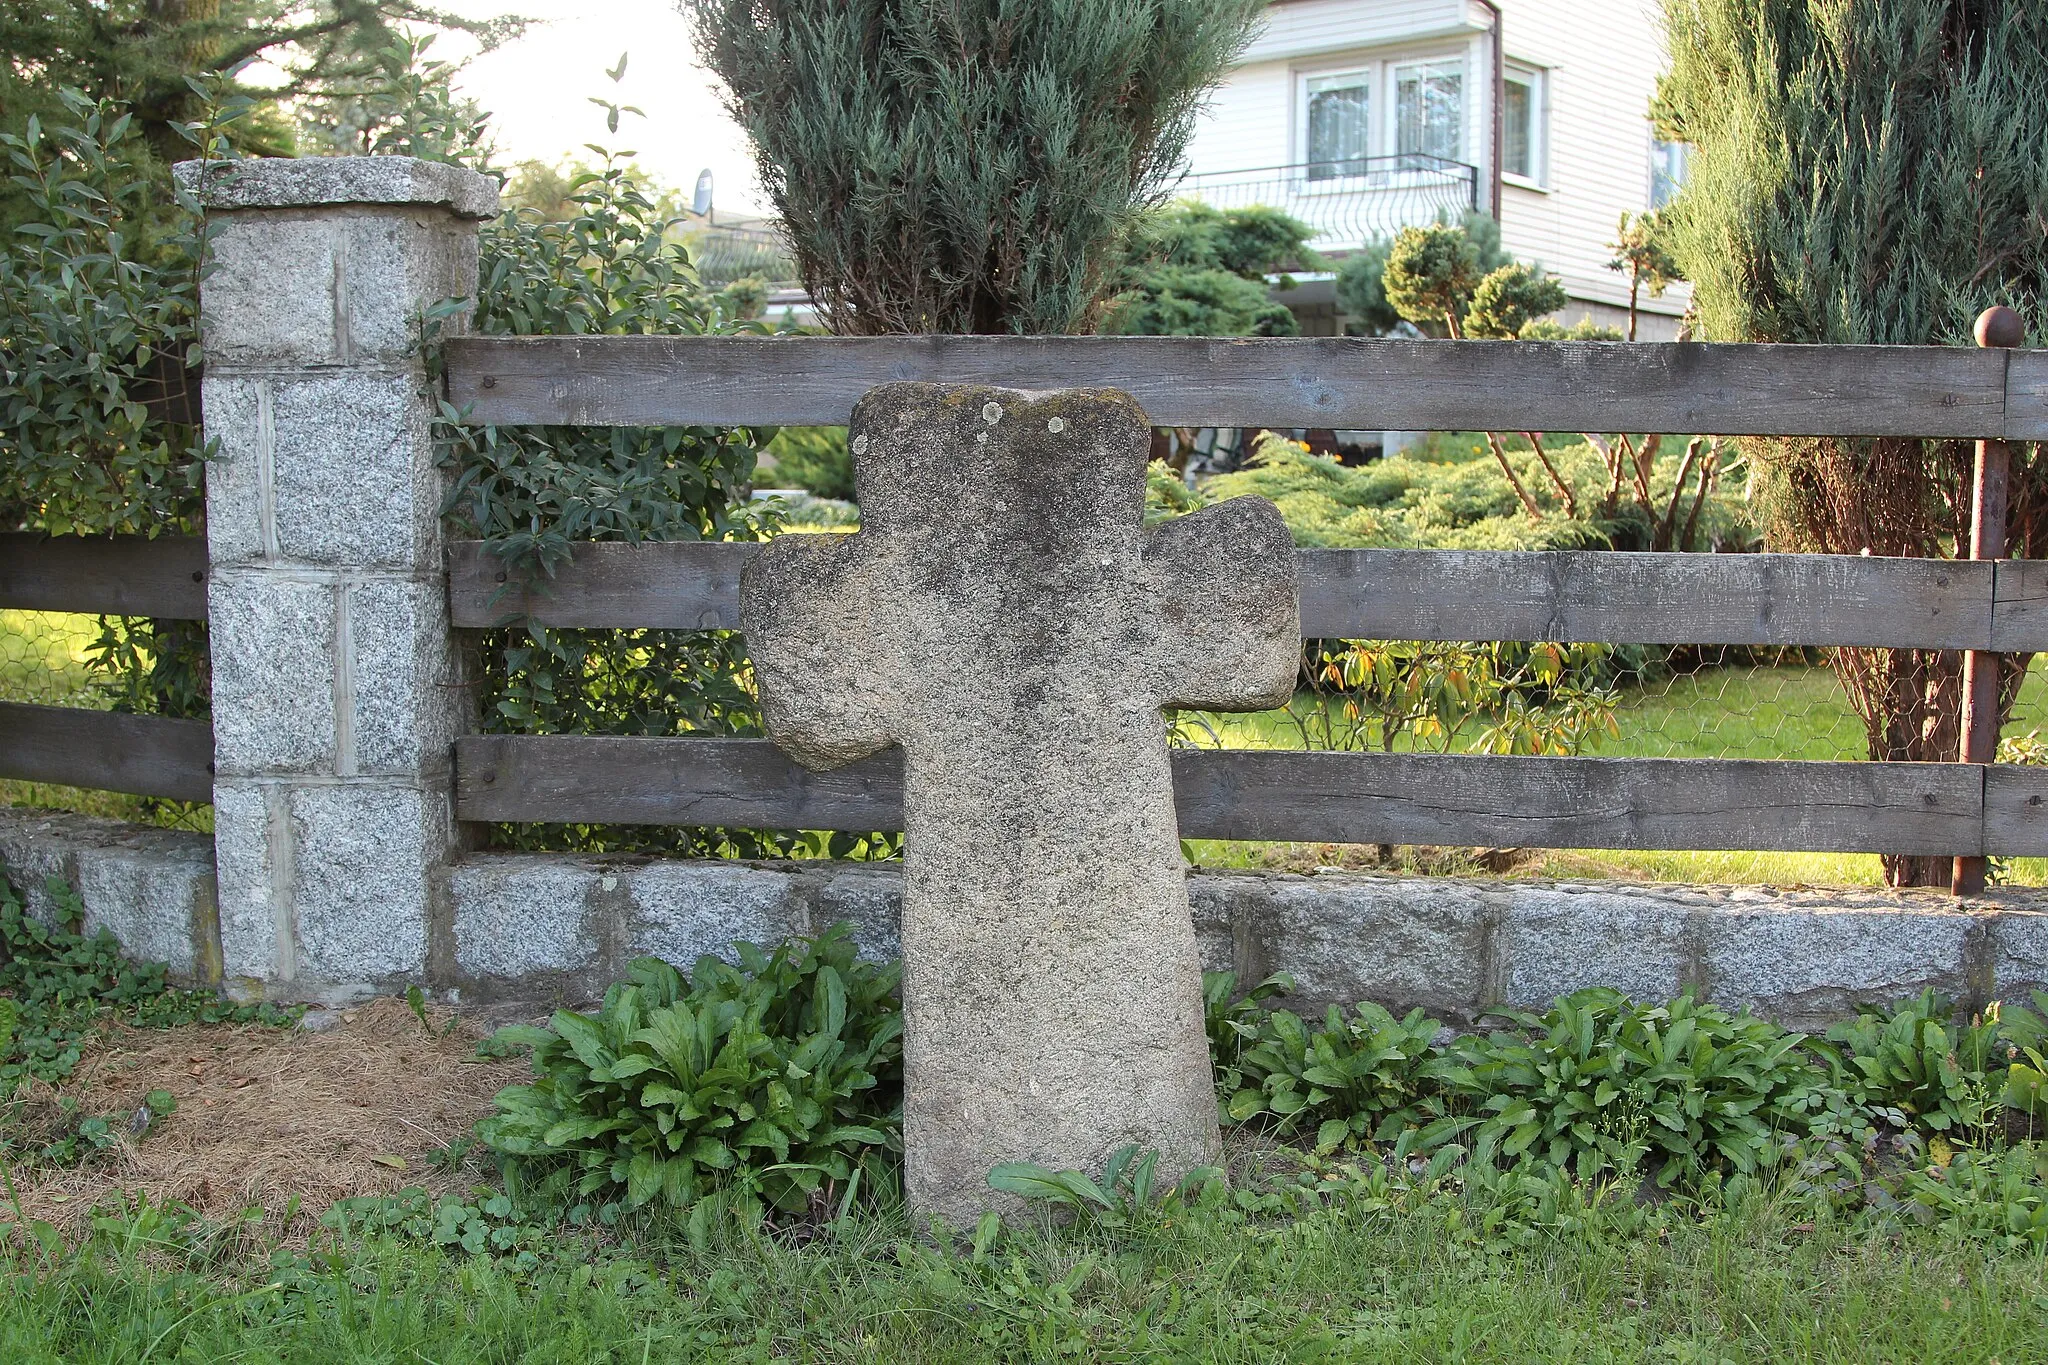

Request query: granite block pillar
[{"left": 176, "top": 156, "right": 498, "bottom": 1000}]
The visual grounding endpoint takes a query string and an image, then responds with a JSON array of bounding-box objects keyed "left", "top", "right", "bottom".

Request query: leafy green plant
[
  {"left": 1446, "top": 990, "right": 1847, "bottom": 1188},
  {"left": 1827, "top": 989, "right": 2003, "bottom": 1137},
  {"left": 1202, "top": 969, "right": 1293, "bottom": 1076},
  {"left": 1218, "top": 1001, "right": 1454, "bottom": 1154},
  {"left": 1897, "top": 1143, "right": 2048, "bottom": 1250},
  {"left": 987, "top": 1144, "right": 1223, "bottom": 1228},
  {"left": 477, "top": 926, "right": 902, "bottom": 1220}
]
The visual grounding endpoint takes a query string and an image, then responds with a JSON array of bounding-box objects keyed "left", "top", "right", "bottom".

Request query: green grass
[{"left": 4, "top": 1184, "right": 2045, "bottom": 1362}]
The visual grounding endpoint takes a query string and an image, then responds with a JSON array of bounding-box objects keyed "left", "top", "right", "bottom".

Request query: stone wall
[{"left": 9, "top": 807, "right": 2044, "bottom": 1029}]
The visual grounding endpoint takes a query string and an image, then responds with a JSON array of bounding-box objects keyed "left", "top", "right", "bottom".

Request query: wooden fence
[
  {"left": 7, "top": 336, "right": 2047, "bottom": 864},
  {"left": 0, "top": 532, "right": 213, "bottom": 802}
]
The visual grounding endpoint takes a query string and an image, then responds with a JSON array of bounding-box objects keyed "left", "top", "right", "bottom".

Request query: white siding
[
  {"left": 1183, "top": 0, "right": 1690, "bottom": 325},
  {"left": 1491, "top": 0, "right": 1688, "bottom": 320},
  {"left": 1186, "top": 59, "right": 1294, "bottom": 177},
  {"left": 1245, "top": 0, "right": 1470, "bottom": 62}
]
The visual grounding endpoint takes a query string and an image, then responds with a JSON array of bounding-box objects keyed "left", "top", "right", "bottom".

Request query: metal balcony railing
[
  {"left": 1172, "top": 155, "right": 1481, "bottom": 253},
  {"left": 683, "top": 223, "right": 800, "bottom": 290}
]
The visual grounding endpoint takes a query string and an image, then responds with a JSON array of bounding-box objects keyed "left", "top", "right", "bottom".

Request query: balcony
[
  {"left": 1173, "top": 155, "right": 1481, "bottom": 254},
  {"left": 682, "top": 221, "right": 800, "bottom": 291}
]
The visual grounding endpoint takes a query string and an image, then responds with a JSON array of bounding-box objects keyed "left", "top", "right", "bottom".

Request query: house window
[
  {"left": 1503, "top": 65, "right": 1544, "bottom": 184},
  {"left": 1651, "top": 136, "right": 1690, "bottom": 207},
  {"left": 1305, "top": 73, "right": 1370, "bottom": 180},
  {"left": 1395, "top": 59, "right": 1464, "bottom": 166}
]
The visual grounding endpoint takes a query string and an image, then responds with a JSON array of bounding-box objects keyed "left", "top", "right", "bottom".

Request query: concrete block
[
  {"left": 349, "top": 578, "right": 462, "bottom": 776},
  {"left": 1705, "top": 899, "right": 1978, "bottom": 1028},
  {"left": 1502, "top": 885, "right": 1692, "bottom": 1010},
  {"left": 204, "top": 372, "right": 440, "bottom": 570},
  {"left": 450, "top": 855, "right": 607, "bottom": 981},
  {"left": 1255, "top": 875, "right": 1496, "bottom": 1023},
  {"left": 210, "top": 781, "right": 283, "bottom": 986},
  {"left": 0, "top": 810, "right": 74, "bottom": 923},
  {"left": 73, "top": 833, "right": 216, "bottom": 978},
  {"left": 194, "top": 207, "right": 482, "bottom": 369},
  {"left": 207, "top": 576, "right": 336, "bottom": 776},
  {"left": 177, "top": 156, "right": 500, "bottom": 220},
  {"left": 1184, "top": 873, "right": 1242, "bottom": 982},
  {"left": 810, "top": 864, "right": 903, "bottom": 962},
  {"left": 628, "top": 862, "right": 804, "bottom": 969},
  {"left": 0, "top": 809, "right": 217, "bottom": 980},
  {"left": 1992, "top": 906, "right": 2048, "bottom": 1000},
  {"left": 288, "top": 783, "right": 445, "bottom": 985}
]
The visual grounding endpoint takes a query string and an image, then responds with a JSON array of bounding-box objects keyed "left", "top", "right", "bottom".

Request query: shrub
[
  {"left": 1105, "top": 202, "right": 1319, "bottom": 338},
  {"left": 1102, "top": 265, "right": 1299, "bottom": 338},
  {"left": 762, "top": 427, "right": 855, "bottom": 501},
  {"left": 437, "top": 144, "right": 878, "bottom": 860},
  {"left": 686, "top": 0, "right": 1266, "bottom": 334},
  {"left": 1191, "top": 432, "right": 1753, "bottom": 554},
  {"left": 477, "top": 927, "right": 902, "bottom": 1219},
  {"left": 0, "top": 90, "right": 228, "bottom": 729}
]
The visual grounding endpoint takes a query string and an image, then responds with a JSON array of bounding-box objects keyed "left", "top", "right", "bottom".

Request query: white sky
[{"left": 442, "top": 0, "right": 769, "bottom": 217}]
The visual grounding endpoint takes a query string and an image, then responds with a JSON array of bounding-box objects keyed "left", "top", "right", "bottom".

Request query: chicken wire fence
[{"left": 1163, "top": 640, "right": 2048, "bottom": 765}]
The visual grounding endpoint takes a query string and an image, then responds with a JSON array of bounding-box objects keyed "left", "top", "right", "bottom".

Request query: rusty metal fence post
[{"left": 1954, "top": 304, "right": 2026, "bottom": 896}]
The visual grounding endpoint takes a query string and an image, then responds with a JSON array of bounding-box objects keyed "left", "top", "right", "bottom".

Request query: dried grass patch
[{"left": 3, "top": 996, "right": 531, "bottom": 1237}]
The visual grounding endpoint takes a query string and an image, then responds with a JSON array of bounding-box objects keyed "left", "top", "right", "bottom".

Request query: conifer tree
[
  {"left": 1661, "top": 0, "right": 2048, "bottom": 886},
  {"left": 683, "top": 0, "right": 1265, "bottom": 335}
]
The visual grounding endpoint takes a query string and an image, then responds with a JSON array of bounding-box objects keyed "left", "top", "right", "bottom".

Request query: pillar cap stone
[{"left": 173, "top": 155, "right": 500, "bottom": 220}]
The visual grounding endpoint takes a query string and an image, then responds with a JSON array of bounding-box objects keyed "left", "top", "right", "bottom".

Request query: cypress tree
[
  {"left": 1660, "top": 0, "right": 2048, "bottom": 885},
  {"left": 682, "top": 0, "right": 1265, "bottom": 335}
]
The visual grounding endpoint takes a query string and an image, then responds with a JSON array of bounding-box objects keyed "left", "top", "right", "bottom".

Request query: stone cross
[{"left": 741, "top": 382, "right": 1299, "bottom": 1225}]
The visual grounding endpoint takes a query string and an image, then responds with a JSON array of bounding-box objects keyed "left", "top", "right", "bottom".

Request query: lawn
[{"left": 5, "top": 1169, "right": 2047, "bottom": 1363}]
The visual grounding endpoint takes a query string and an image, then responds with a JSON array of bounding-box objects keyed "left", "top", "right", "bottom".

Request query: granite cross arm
[{"left": 740, "top": 381, "right": 1300, "bottom": 1226}]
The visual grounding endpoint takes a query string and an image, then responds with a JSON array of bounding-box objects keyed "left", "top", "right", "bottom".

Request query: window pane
[
  {"left": 1306, "top": 76, "right": 1369, "bottom": 180},
  {"left": 1651, "top": 137, "right": 1690, "bottom": 207},
  {"left": 1396, "top": 61, "right": 1463, "bottom": 165},
  {"left": 1504, "top": 77, "right": 1532, "bottom": 179}
]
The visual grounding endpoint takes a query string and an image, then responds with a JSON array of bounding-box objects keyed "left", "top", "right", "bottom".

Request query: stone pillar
[{"left": 175, "top": 157, "right": 498, "bottom": 1001}]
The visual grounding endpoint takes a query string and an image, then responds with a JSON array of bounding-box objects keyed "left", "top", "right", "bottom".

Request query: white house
[{"left": 1181, "top": 0, "right": 1691, "bottom": 338}]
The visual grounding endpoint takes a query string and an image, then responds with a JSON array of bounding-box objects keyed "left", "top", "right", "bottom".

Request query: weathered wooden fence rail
[
  {"left": 446, "top": 335, "right": 2048, "bottom": 439},
  {"left": 453, "top": 734, "right": 2048, "bottom": 858},
  {"left": 0, "top": 533, "right": 207, "bottom": 619},
  {"left": 0, "top": 533, "right": 215, "bottom": 801},
  {"left": 448, "top": 540, "right": 2048, "bottom": 651}
]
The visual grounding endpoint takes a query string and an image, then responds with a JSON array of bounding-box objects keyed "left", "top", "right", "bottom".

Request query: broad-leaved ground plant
[{"left": 477, "top": 927, "right": 902, "bottom": 1220}]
